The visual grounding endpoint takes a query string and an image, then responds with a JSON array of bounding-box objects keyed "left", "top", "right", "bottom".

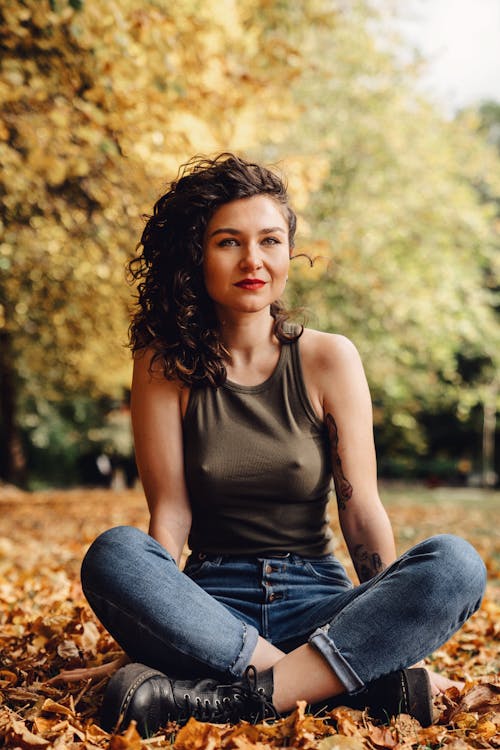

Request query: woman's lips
[{"left": 234, "top": 279, "right": 266, "bottom": 289}]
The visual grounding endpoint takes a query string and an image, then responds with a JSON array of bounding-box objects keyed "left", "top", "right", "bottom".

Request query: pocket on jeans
[
  {"left": 183, "top": 554, "right": 222, "bottom": 578},
  {"left": 301, "top": 555, "right": 353, "bottom": 586}
]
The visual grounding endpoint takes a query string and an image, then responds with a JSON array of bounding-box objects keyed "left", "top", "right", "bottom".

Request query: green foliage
[
  {"left": 477, "top": 100, "right": 500, "bottom": 152},
  {"left": 49, "top": 0, "right": 84, "bottom": 11},
  {"left": 272, "top": 1, "right": 500, "bottom": 449}
]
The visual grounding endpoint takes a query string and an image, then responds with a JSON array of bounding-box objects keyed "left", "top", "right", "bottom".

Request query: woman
[{"left": 81, "top": 154, "right": 486, "bottom": 737}]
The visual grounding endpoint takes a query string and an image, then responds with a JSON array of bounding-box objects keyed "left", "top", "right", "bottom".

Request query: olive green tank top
[{"left": 183, "top": 338, "right": 333, "bottom": 556}]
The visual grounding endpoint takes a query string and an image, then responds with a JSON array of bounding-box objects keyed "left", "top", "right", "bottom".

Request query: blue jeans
[{"left": 81, "top": 527, "right": 486, "bottom": 692}]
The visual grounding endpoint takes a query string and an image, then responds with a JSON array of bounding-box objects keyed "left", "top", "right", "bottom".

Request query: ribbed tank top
[{"left": 183, "top": 338, "right": 333, "bottom": 556}]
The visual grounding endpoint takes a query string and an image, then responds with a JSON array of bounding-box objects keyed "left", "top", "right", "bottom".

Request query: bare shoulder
[
  {"left": 132, "top": 348, "right": 189, "bottom": 412},
  {"left": 133, "top": 348, "right": 181, "bottom": 389},
  {"left": 299, "top": 329, "right": 363, "bottom": 373},
  {"left": 298, "top": 329, "right": 368, "bottom": 416}
]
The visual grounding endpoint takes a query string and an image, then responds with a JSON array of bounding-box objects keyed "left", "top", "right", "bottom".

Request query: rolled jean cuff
[
  {"left": 309, "top": 626, "right": 364, "bottom": 694},
  {"left": 229, "top": 621, "right": 260, "bottom": 679}
]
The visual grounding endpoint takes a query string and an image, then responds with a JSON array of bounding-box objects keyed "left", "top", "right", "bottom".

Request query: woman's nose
[{"left": 239, "top": 243, "right": 263, "bottom": 270}]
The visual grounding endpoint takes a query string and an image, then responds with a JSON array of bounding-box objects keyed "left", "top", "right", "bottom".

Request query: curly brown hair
[{"left": 128, "top": 153, "right": 302, "bottom": 387}]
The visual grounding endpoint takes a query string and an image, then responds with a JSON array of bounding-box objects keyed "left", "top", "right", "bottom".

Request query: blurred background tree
[
  {"left": 0, "top": 0, "right": 292, "bottom": 485},
  {"left": 0, "top": 0, "right": 498, "bottom": 488},
  {"left": 254, "top": 0, "right": 500, "bottom": 483}
]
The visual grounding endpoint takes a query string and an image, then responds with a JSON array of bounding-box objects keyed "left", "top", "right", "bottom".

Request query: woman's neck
[{"left": 218, "top": 310, "right": 280, "bottom": 384}]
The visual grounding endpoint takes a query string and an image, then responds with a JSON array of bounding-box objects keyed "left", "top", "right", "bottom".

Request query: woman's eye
[
  {"left": 218, "top": 238, "right": 238, "bottom": 247},
  {"left": 262, "top": 237, "right": 280, "bottom": 245}
]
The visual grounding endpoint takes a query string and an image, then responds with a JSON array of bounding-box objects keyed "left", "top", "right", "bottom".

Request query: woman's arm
[
  {"left": 130, "top": 349, "right": 192, "bottom": 565},
  {"left": 302, "top": 331, "right": 396, "bottom": 583}
]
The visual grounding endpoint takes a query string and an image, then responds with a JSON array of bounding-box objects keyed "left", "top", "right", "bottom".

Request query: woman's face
[{"left": 203, "top": 194, "right": 290, "bottom": 320}]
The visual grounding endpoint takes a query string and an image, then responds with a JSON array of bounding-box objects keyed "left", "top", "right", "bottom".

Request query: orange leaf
[
  {"left": 231, "top": 736, "right": 276, "bottom": 749},
  {"left": 7, "top": 717, "right": 50, "bottom": 747},
  {"left": 109, "top": 720, "right": 143, "bottom": 749},
  {"left": 330, "top": 707, "right": 366, "bottom": 736},
  {"left": 452, "top": 711, "right": 478, "bottom": 729},
  {"left": 452, "top": 682, "right": 500, "bottom": 716},
  {"left": 174, "top": 717, "right": 226, "bottom": 750},
  {"left": 318, "top": 735, "right": 365, "bottom": 749},
  {"left": 417, "top": 723, "right": 447, "bottom": 745},
  {"left": 0, "top": 669, "right": 18, "bottom": 686},
  {"left": 368, "top": 725, "right": 397, "bottom": 748},
  {"left": 40, "top": 698, "right": 75, "bottom": 717},
  {"left": 476, "top": 715, "right": 498, "bottom": 740}
]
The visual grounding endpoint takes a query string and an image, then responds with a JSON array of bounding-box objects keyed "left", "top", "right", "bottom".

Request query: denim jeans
[{"left": 81, "top": 527, "right": 486, "bottom": 692}]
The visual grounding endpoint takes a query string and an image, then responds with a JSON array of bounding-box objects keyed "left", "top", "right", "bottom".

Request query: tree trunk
[
  {"left": 0, "top": 330, "right": 26, "bottom": 486},
  {"left": 482, "top": 383, "right": 498, "bottom": 488}
]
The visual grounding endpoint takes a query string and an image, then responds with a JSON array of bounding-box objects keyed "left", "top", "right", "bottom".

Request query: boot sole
[{"left": 401, "top": 668, "right": 434, "bottom": 727}]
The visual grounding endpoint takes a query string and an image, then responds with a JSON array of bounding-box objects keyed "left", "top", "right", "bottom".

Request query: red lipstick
[{"left": 234, "top": 279, "right": 266, "bottom": 290}]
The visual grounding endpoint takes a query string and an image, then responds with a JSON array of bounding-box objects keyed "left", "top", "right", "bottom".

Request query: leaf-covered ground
[{"left": 0, "top": 484, "right": 498, "bottom": 749}]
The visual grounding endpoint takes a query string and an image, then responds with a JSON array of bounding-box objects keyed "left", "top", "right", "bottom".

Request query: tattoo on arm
[
  {"left": 326, "top": 413, "right": 353, "bottom": 510},
  {"left": 353, "top": 544, "right": 386, "bottom": 583}
]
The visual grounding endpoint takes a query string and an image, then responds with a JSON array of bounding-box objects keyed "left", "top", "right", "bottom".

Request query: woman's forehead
[{"left": 207, "top": 195, "right": 289, "bottom": 230}]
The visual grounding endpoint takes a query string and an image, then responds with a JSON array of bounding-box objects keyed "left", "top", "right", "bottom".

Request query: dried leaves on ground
[{"left": 0, "top": 486, "right": 498, "bottom": 748}]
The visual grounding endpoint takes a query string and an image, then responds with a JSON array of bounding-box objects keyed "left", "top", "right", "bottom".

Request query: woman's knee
[
  {"left": 413, "top": 534, "right": 486, "bottom": 611},
  {"left": 82, "top": 526, "right": 139, "bottom": 588},
  {"left": 421, "top": 533, "right": 485, "bottom": 573},
  {"left": 81, "top": 525, "right": 175, "bottom": 590}
]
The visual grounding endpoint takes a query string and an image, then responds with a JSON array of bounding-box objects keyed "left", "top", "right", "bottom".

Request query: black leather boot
[
  {"left": 101, "top": 663, "right": 276, "bottom": 737},
  {"left": 317, "top": 668, "right": 434, "bottom": 727}
]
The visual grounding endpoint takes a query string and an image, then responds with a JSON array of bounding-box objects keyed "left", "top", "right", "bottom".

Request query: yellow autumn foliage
[{"left": 1, "top": 0, "right": 499, "bottom": 481}]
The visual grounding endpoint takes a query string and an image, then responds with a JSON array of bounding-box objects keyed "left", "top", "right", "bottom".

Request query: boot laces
[
  {"left": 239, "top": 665, "right": 278, "bottom": 722},
  {"left": 180, "top": 687, "right": 232, "bottom": 723},
  {"left": 180, "top": 666, "right": 277, "bottom": 724}
]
